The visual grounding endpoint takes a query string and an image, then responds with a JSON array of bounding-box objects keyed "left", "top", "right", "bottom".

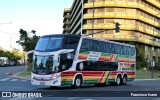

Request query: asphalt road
[
  {"left": 0, "top": 65, "right": 27, "bottom": 79},
  {"left": 0, "top": 77, "right": 160, "bottom": 100},
  {"left": 0, "top": 66, "right": 160, "bottom": 100}
]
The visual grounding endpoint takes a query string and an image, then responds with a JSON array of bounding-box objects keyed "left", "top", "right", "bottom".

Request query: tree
[
  {"left": 16, "top": 29, "right": 40, "bottom": 71},
  {"left": 135, "top": 47, "right": 148, "bottom": 70},
  {"left": 16, "top": 29, "right": 40, "bottom": 52}
]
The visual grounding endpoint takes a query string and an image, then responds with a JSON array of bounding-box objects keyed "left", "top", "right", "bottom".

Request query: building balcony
[
  {"left": 64, "top": 15, "right": 71, "bottom": 18},
  {"left": 146, "top": 0, "right": 160, "bottom": 9},
  {"left": 63, "top": 8, "right": 71, "bottom": 16},
  {"left": 83, "top": 23, "right": 160, "bottom": 38},
  {"left": 84, "top": 13, "right": 160, "bottom": 28},
  {"left": 64, "top": 21, "right": 71, "bottom": 25},
  {"left": 84, "top": 1, "right": 160, "bottom": 19},
  {"left": 89, "top": 34, "right": 160, "bottom": 47},
  {"left": 63, "top": 27, "right": 71, "bottom": 31}
]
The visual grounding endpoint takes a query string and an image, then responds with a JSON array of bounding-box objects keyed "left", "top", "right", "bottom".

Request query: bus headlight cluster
[
  {"left": 51, "top": 73, "right": 61, "bottom": 80},
  {"left": 31, "top": 76, "right": 35, "bottom": 79}
]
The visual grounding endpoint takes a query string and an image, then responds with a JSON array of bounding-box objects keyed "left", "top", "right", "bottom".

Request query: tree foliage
[
  {"left": 16, "top": 29, "right": 40, "bottom": 52},
  {"left": 0, "top": 49, "right": 21, "bottom": 60},
  {"left": 16, "top": 29, "right": 40, "bottom": 71},
  {"left": 136, "top": 47, "right": 148, "bottom": 70}
]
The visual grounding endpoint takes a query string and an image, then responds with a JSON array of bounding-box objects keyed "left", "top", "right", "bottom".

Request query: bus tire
[
  {"left": 73, "top": 75, "right": 82, "bottom": 88},
  {"left": 116, "top": 75, "right": 121, "bottom": 86},
  {"left": 121, "top": 75, "right": 127, "bottom": 85}
]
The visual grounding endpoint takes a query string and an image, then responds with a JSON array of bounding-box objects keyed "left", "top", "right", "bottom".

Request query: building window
[
  {"left": 106, "top": 8, "right": 115, "bottom": 12},
  {"left": 98, "top": 0, "right": 105, "bottom": 1},
  {"left": 88, "top": 9, "right": 93, "bottom": 14},
  {"left": 105, "top": 19, "right": 114, "bottom": 23},
  {"left": 116, "top": 8, "right": 125, "bottom": 13},
  {"left": 126, "top": 9, "right": 136, "bottom": 14},
  {"left": 97, "top": 19, "right": 104, "bottom": 23},
  {"left": 87, "top": 20, "right": 92, "bottom": 24},
  {"left": 115, "top": 19, "right": 124, "bottom": 24},
  {"left": 158, "top": 48, "right": 160, "bottom": 54},
  {"left": 95, "top": 30, "right": 104, "bottom": 34},
  {"left": 128, "top": 0, "right": 135, "bottom": 2},
  {"left": 145, "top": 46, "right": 148, "bottom": 52},
  {"left": 125, "top": 31, "right": 133, "bottom": 35},
  {"left": 87, "top": 30, "right": 92, "bottom": 35},
  {"left": 98, "top": 8, "right": 105, "bottom": 12},
  {"left": 126, "top": 20, "right": 135, "bottom": 25},
  {"left": 117, "top": 0, "right": 125, "bottom": 1},
  {"left": 106, "top": 30, "right": 114, "bottom": 34}
]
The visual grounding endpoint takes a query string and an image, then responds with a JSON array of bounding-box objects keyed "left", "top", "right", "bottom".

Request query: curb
[
  {"left": 135, "top": 79, "right": 160, "bottom": 81},
  {"left": 13, "top": 70, "right": 31, "bottom": 80}
]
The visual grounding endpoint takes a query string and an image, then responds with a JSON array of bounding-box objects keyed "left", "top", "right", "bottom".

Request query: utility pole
[{"left": 92, "top": 0, "right": 95, "bottom": 38}]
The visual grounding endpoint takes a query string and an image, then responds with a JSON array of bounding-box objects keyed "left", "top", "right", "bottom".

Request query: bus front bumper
[{"left": 31, "top": 73, "right": 61, "bottom": 86}]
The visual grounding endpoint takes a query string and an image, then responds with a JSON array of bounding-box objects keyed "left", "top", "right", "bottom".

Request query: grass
[
  {"left": 19, "top": 70, "right": 31, "bottom": 76},
  {"left": 136, "top": 69, "right": 160, "bottom": 79}
]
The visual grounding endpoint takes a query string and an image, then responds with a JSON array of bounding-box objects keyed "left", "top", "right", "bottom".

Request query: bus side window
[
  {"left": 63, "top": 37, "right": 80, "bottom": 50},
  {"left": 80, "top": 39, "right": 88, "bottom": 52}
]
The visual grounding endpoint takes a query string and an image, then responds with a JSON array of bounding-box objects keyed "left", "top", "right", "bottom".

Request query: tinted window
[
  {"left": 47, "top": 37, "right": 63, "bottom": 50},
  {"left": 63, "top": 36, "right": 80, "bottom": 50},
  {"left": 80, "top": 38, "right": 135, "bottom": 56},
  {"left": 76, "top": 61, "right": 118, "bottom": 71},
  {"left": 35, "top": 38, "right": 49, "bottom": 51},
  {"left": 35, "top": 37, "right": 64, "bottom": 51}
]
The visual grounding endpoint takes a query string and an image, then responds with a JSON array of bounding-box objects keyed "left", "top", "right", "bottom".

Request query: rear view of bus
[{"left": 31, "top": 34, "right": 80, "bottom": 86}]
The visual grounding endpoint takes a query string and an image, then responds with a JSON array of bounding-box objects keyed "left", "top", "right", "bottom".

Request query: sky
[{"left": 0, "top": 0, "right": 73, "bottom": 51}]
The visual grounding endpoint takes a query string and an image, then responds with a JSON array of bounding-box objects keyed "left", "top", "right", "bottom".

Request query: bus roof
[
  {"left": 41, "top": 34, "right": 81, "bottom": 38},
  {"left": 41, "top": 34, "right": 135, "bottom": 47}
]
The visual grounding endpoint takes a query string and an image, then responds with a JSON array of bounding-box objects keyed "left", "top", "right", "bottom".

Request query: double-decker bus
[{"left": 31, "top": 34, "right": 136, "bottom": 88}]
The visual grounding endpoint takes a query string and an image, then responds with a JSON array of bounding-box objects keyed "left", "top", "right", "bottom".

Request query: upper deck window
[{"left": 35, "top": 37, "right": 64, "bottom": 51}]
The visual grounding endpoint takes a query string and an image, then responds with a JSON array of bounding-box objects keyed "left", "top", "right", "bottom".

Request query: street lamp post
[
  {"left": 151, "top": 14, "right": 160, "bottom": 79},
  {"left": 0, "top": 22, "right": 13, "bottom": 50},
  {"left": 92, "top": 0, "right": 95, "bottom": 38},
  {"left": 81, "top": 0, "right": 84, "bottom": 35}
]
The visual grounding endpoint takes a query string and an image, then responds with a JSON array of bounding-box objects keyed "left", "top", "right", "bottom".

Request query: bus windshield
[
  {"left": 32, "top": 55, "right": 56, "bottom": 74},
  {"left": 35, "top": 37, "right": 64, "bottom": 51}
]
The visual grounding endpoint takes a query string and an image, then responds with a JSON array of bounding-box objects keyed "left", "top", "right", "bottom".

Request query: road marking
[
  {"left": 10, "top": 79, "right": 18, "bottom": 81},
  {"left": 67, "top": 97, "right": 79, "bottom": 99},
  {"left": 83, "top": 99, "right": 94, "bottom": 100},
  {"left": 0, "top": 78, "right": 10, "bottom": 81}
]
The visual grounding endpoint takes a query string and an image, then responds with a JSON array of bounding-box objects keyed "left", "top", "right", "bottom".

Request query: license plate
[{"left": 40, "top": 82, "right": 45, "bottom": 85}]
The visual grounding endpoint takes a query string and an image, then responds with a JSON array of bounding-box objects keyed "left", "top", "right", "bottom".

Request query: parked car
[{"left": 9, "top": 61, "right": 15, "bottom": 66}]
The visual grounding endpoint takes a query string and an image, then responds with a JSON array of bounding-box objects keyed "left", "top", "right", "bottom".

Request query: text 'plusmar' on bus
[{"left": 30, "top": 34, "right": 136, "bottom": 88}]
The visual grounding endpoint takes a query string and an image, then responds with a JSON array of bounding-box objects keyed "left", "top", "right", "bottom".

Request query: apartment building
[{"left": 63, "top": 0, "right": 160, "bottom": 63}]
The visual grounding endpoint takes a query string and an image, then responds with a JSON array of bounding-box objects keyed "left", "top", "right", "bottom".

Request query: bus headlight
[
  {"left": 31, "top": 76, "right": 35, "bottom": 79},
  {"left": 51, "top": 73, "right": 61, "bottom": 80}
]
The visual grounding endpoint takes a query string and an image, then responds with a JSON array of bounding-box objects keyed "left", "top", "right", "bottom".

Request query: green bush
[
  {"left": 154, "top": 62, "right": 160, "bottom": 71},
  {"left": 136, "top": 48, "right": 148, "bottom": 70}
]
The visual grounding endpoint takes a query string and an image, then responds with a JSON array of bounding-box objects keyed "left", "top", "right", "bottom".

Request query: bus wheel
[
  {"left": 73, "top": 75, "right": 82, "bottom": 88},
  {"left": 121, "top": 75, "right": 127, "bottom": 85},
  {"left": 116, "top": 75, "right": 121, "bottom": 86}
]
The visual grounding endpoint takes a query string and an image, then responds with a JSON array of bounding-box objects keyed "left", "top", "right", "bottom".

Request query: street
[
  {"left": 0, "top": 65, "right": 27, "bottom": 79},
  {"left": 0, "top": 66, "right": 160, "bottom": 100}
]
